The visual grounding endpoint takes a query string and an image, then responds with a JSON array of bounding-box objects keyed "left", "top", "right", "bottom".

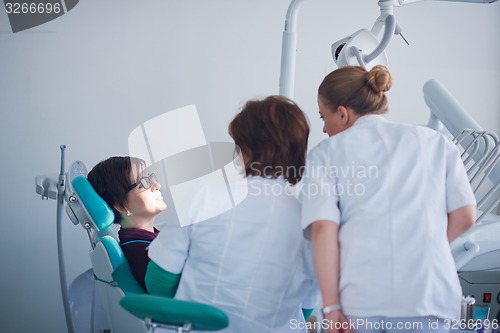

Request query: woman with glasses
[
  {"left": 301, "top": 65, "right": 476, "bottom": 333},
  {"left": 88, "top": 156, "right": 167, "bottom": 291}
]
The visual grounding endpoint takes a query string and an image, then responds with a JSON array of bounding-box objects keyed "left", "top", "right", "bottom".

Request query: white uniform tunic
[
  {"left": 149, "top": 176, "right": 319, "bottom": 333},
  {"left": 301, "top": 115, "right": 476, "bottom": 320}
]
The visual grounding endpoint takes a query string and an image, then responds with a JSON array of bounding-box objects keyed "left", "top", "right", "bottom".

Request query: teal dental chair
[{"left": 68, "top": 175, "right": 229, "bottom": 333}]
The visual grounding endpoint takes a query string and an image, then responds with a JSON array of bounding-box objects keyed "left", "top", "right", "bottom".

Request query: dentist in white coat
[
  {"left": 301, "top": 65, "right": 476, "bottom": 333},
  {"left": 147, "top": 96, "right": 319, "bottom": 333}
]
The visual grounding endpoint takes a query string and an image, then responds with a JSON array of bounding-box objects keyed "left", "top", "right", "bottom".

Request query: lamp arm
[{"left": 365, "top": 14, "right": 396, "bottom": 64}]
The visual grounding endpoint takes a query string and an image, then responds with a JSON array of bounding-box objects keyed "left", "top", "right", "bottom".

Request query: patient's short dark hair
[{"left": 87, "top": 156, "right": 146, "bottom": 224}]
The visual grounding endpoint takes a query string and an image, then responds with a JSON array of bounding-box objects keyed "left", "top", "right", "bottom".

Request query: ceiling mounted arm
[
  {"left": 278, "top": 0, "right": 498, "bottom": 98},
  {"left": 279, "top": 0, "right": 310, "bottom": 98}
]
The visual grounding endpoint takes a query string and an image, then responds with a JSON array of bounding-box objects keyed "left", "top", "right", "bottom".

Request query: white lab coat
[
  {"left": 149, "top": 176, "right": 319, "bottom": 333},
  {"left": 301, "top": 115, "right": 476, "bottom": 320}
]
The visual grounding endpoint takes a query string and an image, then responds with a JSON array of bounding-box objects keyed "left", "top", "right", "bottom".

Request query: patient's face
[{"left": 126, "top": 167, "right": 167, "bottom": 223}]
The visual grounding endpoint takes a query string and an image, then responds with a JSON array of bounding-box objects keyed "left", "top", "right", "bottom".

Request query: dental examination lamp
[{"left": 279, "top": 0, "right": 497, "bottom": 98}]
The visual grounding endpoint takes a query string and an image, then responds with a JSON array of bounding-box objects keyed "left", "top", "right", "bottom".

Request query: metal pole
[
  {"left": 279, "top": 0, "right": 309, "bottom": 98},
  {"left": 56, "top": 145, "right": 75, "bottom": 333}
]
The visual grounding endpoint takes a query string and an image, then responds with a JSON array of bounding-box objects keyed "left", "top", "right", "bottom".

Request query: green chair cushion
[
  {"left": 100, "top": 236, "right": 126, "bottom": 270},
  {"left": 112, "top": 262, "right": 147, "bottom": 295},
  {"left": 120, "top": 294, "right": 229, "bottom": 331},
  {"left": 72, "top": 176, "right": 114, "bottom": 231}
]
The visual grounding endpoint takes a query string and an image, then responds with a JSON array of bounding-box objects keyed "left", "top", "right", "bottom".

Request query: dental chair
[
  {"left": 423, "top": 80, "right": 500, "bottom": 320},
  {"left": 448, "top": 129, "right": 500, "bottom": 320},
  {"left": 450, "top": 129, "right": 500, "bottom": 271},
  {"left": 68, "top": 175, "right": 229, "bottom": 332}
]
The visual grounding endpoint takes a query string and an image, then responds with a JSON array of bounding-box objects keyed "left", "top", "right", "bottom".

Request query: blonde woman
[{"left": 302, "top": 65, "right": 476, "bottom": 333}]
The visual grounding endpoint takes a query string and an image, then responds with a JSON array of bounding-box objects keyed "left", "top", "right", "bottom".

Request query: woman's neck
[{"left": 120, "top": 217, "right": 155, "bottom": 232}]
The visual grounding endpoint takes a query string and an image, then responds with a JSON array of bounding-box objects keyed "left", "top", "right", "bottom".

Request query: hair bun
[{"left": 366, "top": 65, "right": 392, "bottom": 94}]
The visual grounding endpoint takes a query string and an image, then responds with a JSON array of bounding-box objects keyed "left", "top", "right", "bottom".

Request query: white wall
[{"left": 0, "top": 0, "right": 498, "bottom": 332}]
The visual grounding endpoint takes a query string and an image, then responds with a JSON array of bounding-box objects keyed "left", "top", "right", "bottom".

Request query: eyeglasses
[{"left": 126, "top": 173, "right": 157, "bottom": 192}]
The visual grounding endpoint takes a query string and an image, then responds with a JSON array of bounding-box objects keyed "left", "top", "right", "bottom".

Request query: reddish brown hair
[{"left": 228, "top": 96, "right": 309, "bottom": 185}]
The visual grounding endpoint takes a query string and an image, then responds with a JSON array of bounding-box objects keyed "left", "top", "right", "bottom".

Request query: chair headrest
[{"left": 72, "top": 176, "right": 115, "bottom": 231}]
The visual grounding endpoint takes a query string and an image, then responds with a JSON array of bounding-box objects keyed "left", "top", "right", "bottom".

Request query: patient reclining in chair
[{"left": 87, "top": 156, "right": 167, "bottom": 291}]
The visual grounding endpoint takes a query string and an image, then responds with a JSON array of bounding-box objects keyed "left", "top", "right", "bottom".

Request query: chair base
[{"left": 145, "top": 317, "right": 192, "bottom": 333}]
